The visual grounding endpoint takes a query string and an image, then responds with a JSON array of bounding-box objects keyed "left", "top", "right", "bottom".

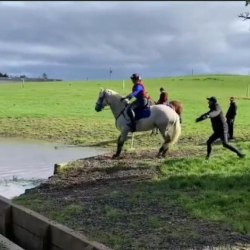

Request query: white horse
[{"left": 95, "top": 89, "right": 181, "bottom": 159}]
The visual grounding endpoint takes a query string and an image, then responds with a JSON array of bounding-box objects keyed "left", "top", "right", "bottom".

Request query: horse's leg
[
  {"left": 157, "top": 127, "right": 171, "bottom": 158},
  {"left": 157, "top": 138, "right": 170, "bottom": 157},
  {"left": 112, "top": 130, "right": 129, "bottom": 159},
  {"left": 112, "top": 135, "right": 124, "bottom": 158},
  {"left": 161, "top": 136, "right": 170, "bottom": 157},
  {"left": 151, "top": 127, "right": 159, "bottom": 135}
]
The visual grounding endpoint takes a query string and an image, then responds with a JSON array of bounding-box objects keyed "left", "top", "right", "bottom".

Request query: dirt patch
[{"left": 23, "top": 150, "right": 250, "bottom": 250}]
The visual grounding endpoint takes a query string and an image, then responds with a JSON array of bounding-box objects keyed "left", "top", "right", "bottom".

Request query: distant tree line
[
  {"left": 0, "top": 72, "right": 9, "bottom": 78},
  {"left": 0, "top": 72, "right": 48, "bottom": 79}
]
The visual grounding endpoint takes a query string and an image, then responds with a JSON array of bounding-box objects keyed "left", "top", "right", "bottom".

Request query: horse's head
[
  {"left": 95, "top": 89, "right": 129, "bottom": 112},
  {"left": 95, "top": 88, "right": 121, "bottom": 112},
  {"left": 95, "top": 88, "right": 108, "bottom": 112}
]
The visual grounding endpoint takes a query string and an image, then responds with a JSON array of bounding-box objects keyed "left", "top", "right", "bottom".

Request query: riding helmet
[
  {"left": 130, "top": 73, "right": 141, "bottom": 81},
  {"left": 206, "top": 96, "right": 217, "bottom": 103}
]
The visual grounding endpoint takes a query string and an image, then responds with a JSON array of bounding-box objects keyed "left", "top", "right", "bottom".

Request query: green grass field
[
  {"left": 0, "top": 75, "right": 249, "bottom": 143},
  {"left": 2, "top": 75, "right": 250, "bottom": 247}
]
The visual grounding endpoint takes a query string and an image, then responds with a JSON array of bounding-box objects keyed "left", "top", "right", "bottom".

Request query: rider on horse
[
  {"left": 121, "top": 73, "right": 149, "bottom": 132},
  {"left": 156, "top": 87, "right": 175, "bottom": 110},
  {"left": 156, "top": 87, "right": 169, "bottom": 105}
]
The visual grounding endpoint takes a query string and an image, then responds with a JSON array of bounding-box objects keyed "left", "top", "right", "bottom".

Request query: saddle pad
[{"left": 135, "top": 108, "right": 151, "bottom": 120}]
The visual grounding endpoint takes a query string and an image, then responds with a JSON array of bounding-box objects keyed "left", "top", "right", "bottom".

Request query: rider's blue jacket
[
  {"left": 127, "top": 82, "right": 147, "bottom": 100},
  {"left": 127, "top": 84, "right": 143, "bottom": 100}
]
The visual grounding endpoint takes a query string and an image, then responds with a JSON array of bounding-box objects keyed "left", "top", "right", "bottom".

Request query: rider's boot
[
  {"left": 130, "top": 117, "right": 136, "bottom": 132},
  {"left": 127, "top": 108, "right": 136, "bottom": 132}
]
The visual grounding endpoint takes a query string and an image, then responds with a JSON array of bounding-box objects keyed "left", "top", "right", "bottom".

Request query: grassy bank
[{"left": 1, "top": 75, "right": 249, "bottom": 248}]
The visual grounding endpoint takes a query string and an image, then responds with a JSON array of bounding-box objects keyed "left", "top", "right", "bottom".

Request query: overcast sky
[{"left": 0, "top": 1, "right": 249, "bottom": 81}]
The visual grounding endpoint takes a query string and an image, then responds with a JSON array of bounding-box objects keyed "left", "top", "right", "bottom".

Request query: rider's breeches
[
  {"left": 127, "top": 98, "right": 148, "bottom": 120},
  {"left": 130, "top": 99, "right": 148, "bottom": 111}
]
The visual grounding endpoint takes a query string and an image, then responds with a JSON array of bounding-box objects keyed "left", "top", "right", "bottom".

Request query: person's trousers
[
  {"left": 227, "top": 119, "right": 235, "bottom": 139},
  {"left": 206, "top": 131, "right": 241, "bottom": 157}
]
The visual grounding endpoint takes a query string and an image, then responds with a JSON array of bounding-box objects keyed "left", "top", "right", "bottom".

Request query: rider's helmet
[
  {"left": 130, "top": 73, "right": 141, "bottom": 81},
  {"left": 206, "top": 96, "right": 217, "bottom": 103},
  {"left": 160, "top": 87, "right": 164, "bottom": 92}
]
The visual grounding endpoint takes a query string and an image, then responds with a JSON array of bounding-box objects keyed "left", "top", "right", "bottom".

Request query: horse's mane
[
  {"left": 105, "top": 89, "right": 118, "bottom": 95},
  {"left": 104, "top": 89, "right": 119, "bottom": 95}
]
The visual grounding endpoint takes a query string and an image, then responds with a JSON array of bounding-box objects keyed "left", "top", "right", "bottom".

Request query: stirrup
[
  {"left": 127, "top": 123, "right": 136, "bottom": 132},
  {"left": 130, "top": 126, "right": 136, "bottom": 132}
]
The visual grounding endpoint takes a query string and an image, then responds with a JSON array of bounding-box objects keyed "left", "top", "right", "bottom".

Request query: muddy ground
[{"left": 23, "top": 149, "right": 250, "bottom": 250}]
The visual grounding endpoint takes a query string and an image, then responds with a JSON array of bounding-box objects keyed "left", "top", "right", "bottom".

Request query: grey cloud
[{"left": 0, "top": 1, "right": 249, "bottom": 80}]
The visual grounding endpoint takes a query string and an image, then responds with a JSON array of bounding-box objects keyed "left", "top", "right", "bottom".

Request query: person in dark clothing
[
  {"left": 156, "top": 87, "right": 169, "bottom": 105},
  {"left": 195, "top": 96, "right": 245, "bottom": 159},
  {"left": 226, "top": 97, "right": 237, "bottom": 140},
  {"left": 121, "top": 73, "right": 149, "bottom": 132}
]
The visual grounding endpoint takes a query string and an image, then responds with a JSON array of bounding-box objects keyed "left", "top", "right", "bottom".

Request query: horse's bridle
[
  {"left": 96, "top": 90, "right": 129, "bottom": 124},
  {"left": 95, "top": 91, "right": 107, "bottom": 111}
]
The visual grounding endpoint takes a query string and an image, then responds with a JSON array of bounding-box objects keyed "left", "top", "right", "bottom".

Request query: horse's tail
[
  {"left": 179, "top": 103, "right": 183, "bottom": 114},
  {"left": 169, "top": 116, "right": 181, "bottom": 145}
]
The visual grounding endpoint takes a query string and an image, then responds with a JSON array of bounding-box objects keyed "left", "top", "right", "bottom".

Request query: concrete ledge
[
  {"left": 0, "top": 195, "right": 112, "bottom": 250},
  {"left": 54, "top": 162, "right": 68, "bottom": 174},
  {"left": 0, "top": 233, "right": 24, "bottom": 250}
]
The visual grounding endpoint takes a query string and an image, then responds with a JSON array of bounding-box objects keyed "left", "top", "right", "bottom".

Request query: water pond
[{"left": 0, "top": 137, "right": 107, "bottom": 199}]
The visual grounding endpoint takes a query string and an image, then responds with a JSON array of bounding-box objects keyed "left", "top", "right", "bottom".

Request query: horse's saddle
[{"left": 134, "top": 106, "right": 151, "bottom": 120}]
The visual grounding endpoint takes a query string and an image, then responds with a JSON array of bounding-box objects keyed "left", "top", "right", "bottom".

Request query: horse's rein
[
  {"left": 96, "top": 91, "right": 128, "bottom": 121},
  {"left": 115, "top": 104, "right": 128, "bottom": 121}
]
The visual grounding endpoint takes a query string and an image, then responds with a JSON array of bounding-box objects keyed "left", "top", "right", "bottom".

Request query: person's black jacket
[
  {"left": 226, "top": 102, "right": 237, "bottom": 120},
  {"left": 196, "top": 103, "right": 228, "bottom": 134}
]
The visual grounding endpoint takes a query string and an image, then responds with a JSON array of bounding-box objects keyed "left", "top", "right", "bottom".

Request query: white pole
[
  {"left": 122, "top": 80, "right": 125, "bottom": 90},
  {"left": 130, "top": 133, "right": 135, "bottom": 149},
  {"left": 22, "top": 79, "right": 24, "bottom": 88}
]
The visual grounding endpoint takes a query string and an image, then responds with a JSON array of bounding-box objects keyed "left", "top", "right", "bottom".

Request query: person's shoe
[{"left": 238, "top": 153, "right": 246, "bottom": 159}]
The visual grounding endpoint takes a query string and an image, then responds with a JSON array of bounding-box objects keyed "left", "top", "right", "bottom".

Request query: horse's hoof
[{"left": 112, "top": 154, "right": 119, "bottom": 159}]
